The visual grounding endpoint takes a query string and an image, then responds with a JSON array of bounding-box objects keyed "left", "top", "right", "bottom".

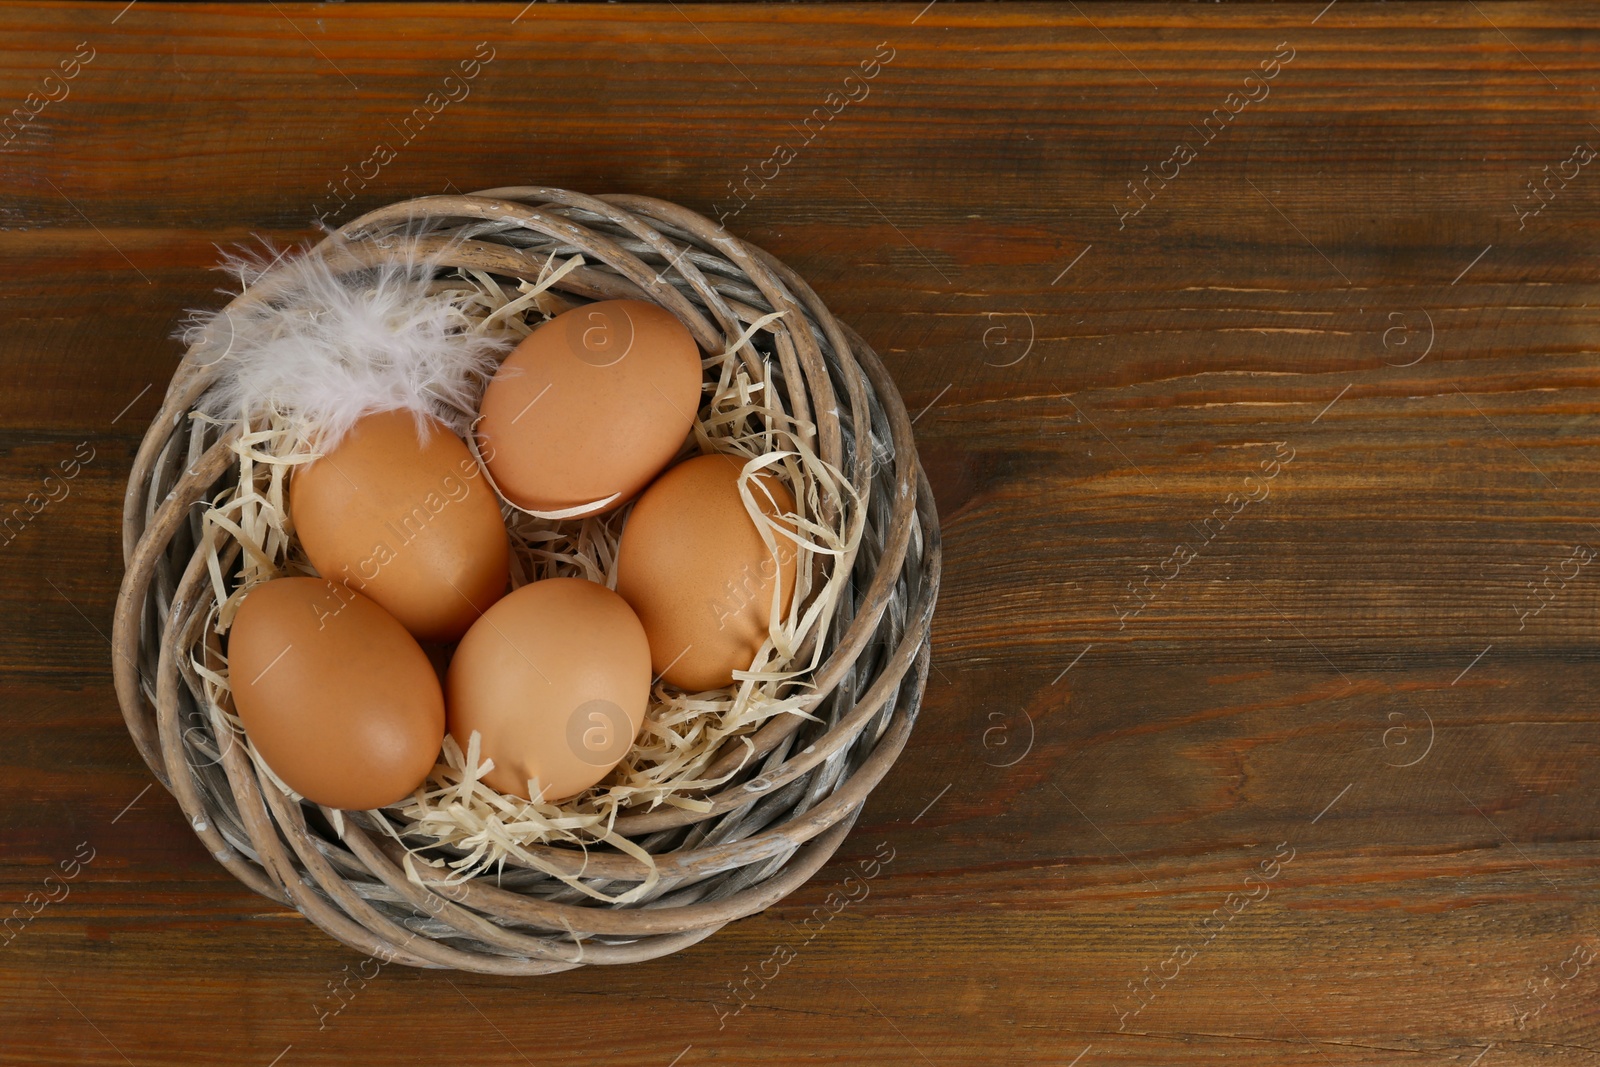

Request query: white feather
[{"left": 177, "top": 233, "right": 514, "bottom": 450}]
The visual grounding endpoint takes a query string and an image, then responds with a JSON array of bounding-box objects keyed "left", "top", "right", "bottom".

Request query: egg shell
[
  {"left": 227, "top": 577, "right": 445, "bottom": 810},
  {"left": 290, "top": 409, "right": 510, "bottom": 644},
  {"left": 615, "top": 453, "right": 798, "bottom": 692},
  {"left": 445, "top": 577, "right": 652, "bottom": 803},
  {"left": 475, "top": 299, "right": 702, "bottom": 517}
]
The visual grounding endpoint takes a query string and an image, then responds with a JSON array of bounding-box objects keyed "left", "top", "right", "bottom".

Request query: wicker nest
[{"left": 111, "top": 189, "right": 940, "bottom": 973}]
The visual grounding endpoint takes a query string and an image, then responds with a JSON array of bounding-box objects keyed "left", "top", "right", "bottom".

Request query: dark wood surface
[{"left": 5, "top": 2, "right": 1600, "bottom": 1063}]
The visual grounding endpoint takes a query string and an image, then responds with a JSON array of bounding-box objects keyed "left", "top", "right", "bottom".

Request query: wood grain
[{"left": 4, "top": 1, "right": 1600, "bottom": 1063}]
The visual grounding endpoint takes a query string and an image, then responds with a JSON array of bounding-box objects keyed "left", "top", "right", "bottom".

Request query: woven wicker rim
[{"left": 111, "top": 189, "right": 941, "bottom": 972}]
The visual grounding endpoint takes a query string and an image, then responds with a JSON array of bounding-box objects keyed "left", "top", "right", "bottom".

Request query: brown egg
[
  {"left": 615, "top": 453, "right": 798, "bottom": 692},
  {"left": 290, "top": 409, "right": 509, "bottom": 644},
  {"left": 475, "top": 299, "right": 702, "bottom": 518},
  {"left": 227, "top": 577, "right": 445, "bottom": 810},
  {"left": 445, "top": 577, "right": 652, "bottom": 802}
]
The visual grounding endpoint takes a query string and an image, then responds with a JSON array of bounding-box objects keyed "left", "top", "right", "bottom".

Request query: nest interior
[{"left": 111, "top": 189, "right": 941, "bottom": 973}]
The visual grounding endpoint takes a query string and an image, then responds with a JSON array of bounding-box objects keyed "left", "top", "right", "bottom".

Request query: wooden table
[{"left": 4, "top": 2, "right": 1599, "bottom": 1063}]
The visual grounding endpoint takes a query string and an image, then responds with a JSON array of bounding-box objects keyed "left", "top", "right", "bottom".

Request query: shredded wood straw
[{"left": 187, "top": 238, "right": 861, "bottom": 903}]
